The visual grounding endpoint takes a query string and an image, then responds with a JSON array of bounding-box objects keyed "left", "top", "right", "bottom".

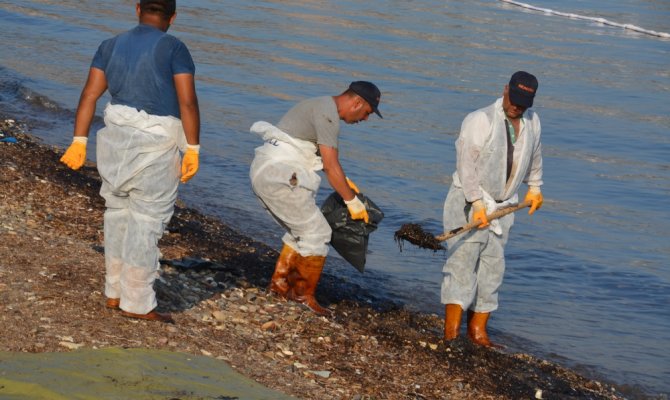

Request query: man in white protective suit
[
  {"left": 441, "top": 71, "right": 544, "bottom": 346},
  {"left": 60, "top": 0, "right": 200, "bottom": 323},
  {"left": 249, "top": 81, "right": 382, "bottom": 315}
]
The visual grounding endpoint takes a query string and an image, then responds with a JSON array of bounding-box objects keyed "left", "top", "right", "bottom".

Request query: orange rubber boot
[
  {"left": 268, "top": 244, "right": 299, "bottom": 298},
  {"left": 444, "top": 304, "right": 463, "bottom": 340},
  {"left": 288, "top": 255, "right": 331, "bottom": 315},
  {"left": 467, "top": 310, "right": 497, "bottom": 347}
]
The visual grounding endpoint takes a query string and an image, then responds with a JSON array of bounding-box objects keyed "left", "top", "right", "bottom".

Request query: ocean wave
[
  {"left": 499, "top": 0, "right": 670, "bottom": 39},
  {"left": 0, "top": 66, "right": 104, "bottom": 138}
]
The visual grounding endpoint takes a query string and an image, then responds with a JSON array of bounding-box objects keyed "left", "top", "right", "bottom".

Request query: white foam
[{"left": 499, "top": 0, "right": 670, "bottom": 39}]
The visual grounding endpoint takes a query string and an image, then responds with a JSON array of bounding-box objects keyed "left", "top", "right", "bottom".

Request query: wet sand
[{"left": 0, "top": 116, "right": 632, "bottom": 399}]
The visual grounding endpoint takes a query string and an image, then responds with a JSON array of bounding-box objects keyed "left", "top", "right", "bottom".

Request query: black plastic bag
[{"left": 320, "top": 192, "right": 384, "bottom": 273}]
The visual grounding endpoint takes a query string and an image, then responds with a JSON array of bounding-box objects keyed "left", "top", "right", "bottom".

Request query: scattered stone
[
  {"left": 308, "top": 370, "right": 331, "bottom": 379},
  {"left": 212, "top": 310, "right": 226, "bottom": 321},
  {"left": 261, "top": 321, "right": 277, "bottom": 331},
  {"left": 59, "top": 341, "right": 84, "bottom": 350}
]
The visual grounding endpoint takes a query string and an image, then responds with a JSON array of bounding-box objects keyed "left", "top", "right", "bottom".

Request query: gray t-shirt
[{"left": 277, "top": 96, "right": 340, "bottom": 149}]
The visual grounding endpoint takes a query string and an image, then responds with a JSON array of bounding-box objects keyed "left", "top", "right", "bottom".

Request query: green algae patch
[{"left": 0, "top": 348, "right": 295, "bottom": 399}]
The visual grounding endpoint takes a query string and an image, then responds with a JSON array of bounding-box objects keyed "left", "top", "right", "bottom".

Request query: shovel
[{"left": 394, "top": 201, "right": 532, "bottom": 251}]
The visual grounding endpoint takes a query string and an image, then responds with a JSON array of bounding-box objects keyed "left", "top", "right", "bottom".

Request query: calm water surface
[{"left": 1, "top": 0, "right": 669, "bottom": 396}]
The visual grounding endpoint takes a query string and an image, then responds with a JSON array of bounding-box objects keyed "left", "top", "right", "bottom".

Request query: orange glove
[
  {"left": 180, "top": 145, "right": 200, "bottom": 183},
  {"left": 524, "top": 186, "right": 543, "bottom": 215},
  {"left": 472, "top": 199, "right": 489, "bottom": 228},
  {"left": 60, "top": 137, "right": 87, "bottom": 170},
  {"left": 346, "top": 177, "right": 361, "bottom": 194},
  {"left": 344, "top": 195, "right": 369, "bottom": 224}
]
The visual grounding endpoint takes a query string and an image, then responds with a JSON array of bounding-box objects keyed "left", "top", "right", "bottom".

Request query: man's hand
[
  {"left": 524, "top": 186, "right": 543, "bottom": 215},
  {"left": 472, "top": 199, "right": 489, "bottom": 228},
  {"left": 60, "top": 137, "right": 87, "bottom": 170},
  {"left": 180, "top": 146, "right": 200, "bottom": 183},
  {"left": 345, "top": 195, "right": 369, "bottom": 224}
]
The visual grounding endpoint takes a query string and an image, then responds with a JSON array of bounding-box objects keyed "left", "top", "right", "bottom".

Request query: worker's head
[
  {"left": 136, "top": 0, "right": 176, "bottom": 31},
  {"left": 338, "top": 81, "right": 383, "bottom": 124},
  {"left": 503, "top": 71, "right": 538, "bottom": 119}
]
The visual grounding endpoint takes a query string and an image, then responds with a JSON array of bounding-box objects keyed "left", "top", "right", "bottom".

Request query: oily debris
[
  {"left": 394, "top": 223, "right": 445, "bottom": 251},
  {"left": 0, "top": 116, "right": 636, "bottom": 400}
]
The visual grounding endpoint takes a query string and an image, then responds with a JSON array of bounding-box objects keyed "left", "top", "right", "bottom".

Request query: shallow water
[{"left": 1, "top": 0, "right": 669, "bottom": 396}]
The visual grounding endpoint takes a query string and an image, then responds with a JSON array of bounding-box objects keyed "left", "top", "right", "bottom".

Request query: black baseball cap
[
  {"left": 349, "top": 81, "right": 382, "bottom": 118},
  {"left": 508, "top": 71, "right": 538, "bottom": 108},
  {"left": 140, "top": 0, "right": 176, "bottom": 17}
]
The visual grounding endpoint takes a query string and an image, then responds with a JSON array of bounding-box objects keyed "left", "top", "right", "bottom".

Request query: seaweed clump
[{"left": 394, "top": 223, "right": 445, "bottom": 251}]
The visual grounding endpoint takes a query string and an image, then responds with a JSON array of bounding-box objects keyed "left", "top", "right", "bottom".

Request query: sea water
[{"left": 1, "top": 0, "right": 668, "bottom": 396}]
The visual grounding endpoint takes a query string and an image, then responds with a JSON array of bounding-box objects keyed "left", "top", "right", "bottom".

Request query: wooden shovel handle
[{"left": 435, "top": 201, "right": 532, "bottom": 242}]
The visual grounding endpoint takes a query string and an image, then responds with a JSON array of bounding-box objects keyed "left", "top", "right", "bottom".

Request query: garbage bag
[{"left": 320, "top": 191, "right": 384, "bottom": 273}]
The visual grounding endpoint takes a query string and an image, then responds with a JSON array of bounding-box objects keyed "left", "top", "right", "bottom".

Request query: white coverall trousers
[
  {"left": 249, "top": 121, "right": 331, "bottom": 257},
  {"left": 440, "top": 185, "right": 514, "bottom": 313},
  {"left": 97, "top": 104, "right": 184, "bottom": 314}
]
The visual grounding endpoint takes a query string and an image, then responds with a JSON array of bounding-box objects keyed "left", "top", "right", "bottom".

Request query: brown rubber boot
[
  {"left": 287, "top": 255, "right": 331, "bottom": 315},
  {"left": 268, "top": 244, "right": 299, "bottom": 298},
  {"left": 467, "top": 310, "right": 498, "bottom": 347},
  {"left": 444, "top": 304, "right": 463, "bottom": 340},
  {"left": 106, "top": 298, "right": 120, "bottom": 310},
  {"left": 121, "top": 309, "right": 175, "bottom": 324}
]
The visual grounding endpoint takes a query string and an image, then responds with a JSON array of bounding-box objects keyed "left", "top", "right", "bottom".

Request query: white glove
[{"left": 344, "top": 195, "right": 369, "bottom": 224}]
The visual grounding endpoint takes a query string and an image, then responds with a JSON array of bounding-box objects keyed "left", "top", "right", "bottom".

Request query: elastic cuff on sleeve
[
  {"left": 186, "top": 144, "right": 200, "bottom": 154},
  {"left": 528, "top": 186, "right": 541, "bottom": 194},
  {"left": 343, "top": 195, "right": 360, "bottom": 205}
]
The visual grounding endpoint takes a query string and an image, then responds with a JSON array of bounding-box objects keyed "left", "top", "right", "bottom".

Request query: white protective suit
[
  {"left": 97, "top": 103, "right": 186, "bottom": 314},
  {"left": 441, "top": 98, "right": 543, "bottom": 313},
  {"left": 249, "top": 121, "right": 332, "bottom": 257}
]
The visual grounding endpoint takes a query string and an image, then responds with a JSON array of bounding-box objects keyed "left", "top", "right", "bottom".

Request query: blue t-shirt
[{"left": 91, "top": 24, "right": 195, "bottom": 118}]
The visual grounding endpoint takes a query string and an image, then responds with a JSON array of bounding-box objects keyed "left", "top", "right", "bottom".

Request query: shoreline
[{"left": 0, "top": 116, "right": 639, "bottom": 399}]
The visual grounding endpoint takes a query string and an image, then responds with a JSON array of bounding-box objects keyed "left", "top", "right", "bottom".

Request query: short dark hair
[{"left": 140, "top": 0, "right": 176, "bottom": 19}]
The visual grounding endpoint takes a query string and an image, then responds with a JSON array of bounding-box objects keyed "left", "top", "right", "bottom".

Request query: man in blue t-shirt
[{"left": 61, "top": 0, "right": 200, "bottom": 323}]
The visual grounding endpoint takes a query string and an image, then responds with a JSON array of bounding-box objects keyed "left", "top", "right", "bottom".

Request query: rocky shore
[{"left": 0, "top": 117, "right": 634, "bottom": 399}]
